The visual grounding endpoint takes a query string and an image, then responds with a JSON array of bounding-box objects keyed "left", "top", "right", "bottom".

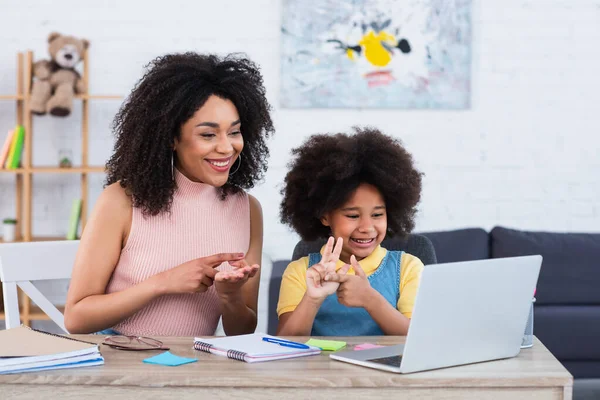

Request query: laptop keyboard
[{"left": 368, "top": 355, "right": 403, "bottom": 368}]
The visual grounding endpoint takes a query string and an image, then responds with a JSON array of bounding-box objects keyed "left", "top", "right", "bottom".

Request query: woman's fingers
[
  {"left": 246, "top": 264, "right": 260, "bottom": 278},
  {"left": 215, "top": 269, "right": 248, "bottom": 282},
  {"left": 237, "top": 266, "right": 257, "bottom": 279},
  {"left": 201, "top": 276, "right": 214, "bottom": 287},
  {"left": 229, "top": 259, "right": 250, "bottom": 269}
]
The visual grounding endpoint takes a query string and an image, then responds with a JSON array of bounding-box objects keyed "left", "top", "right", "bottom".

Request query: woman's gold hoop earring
[{"left": 229, "top": 153, "right": 242, "bottom": 176}]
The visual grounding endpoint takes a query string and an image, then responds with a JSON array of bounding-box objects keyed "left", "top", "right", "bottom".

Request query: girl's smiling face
[{"left": 321, "top": 183, "right": 387, "bottom": 264}]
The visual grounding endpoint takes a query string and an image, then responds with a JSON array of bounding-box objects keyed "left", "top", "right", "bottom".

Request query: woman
[{"left": 64, "top": 52, "right": 274, "bottom": 336}]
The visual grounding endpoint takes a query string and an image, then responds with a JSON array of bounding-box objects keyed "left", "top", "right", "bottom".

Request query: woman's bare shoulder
[
  {"left": 248, "top": 193, "right": 262, "bottom": 212},
  {"left": 100, "top": 182, "right": 133, "bottom": 211},
  {"left": 88, "top": 182, "right": 133, "bottom": 228}
]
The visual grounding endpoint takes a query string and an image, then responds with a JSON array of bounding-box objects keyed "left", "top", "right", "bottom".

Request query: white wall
[{"left": 1, "top": 0, "right": 599, "bottom": 266}]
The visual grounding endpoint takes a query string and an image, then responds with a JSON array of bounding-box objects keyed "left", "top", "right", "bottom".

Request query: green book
[
  {"left": 8, "top": 125, "right": 24, "bottom": 169},
  {"left": 66, "top": 199, "right": 82, "bottom": 240}
]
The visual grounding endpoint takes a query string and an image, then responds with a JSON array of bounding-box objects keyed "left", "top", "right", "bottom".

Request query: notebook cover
[
  {"left": 0, "top": 325, "right": 98, "bottom": 358},
  {"left": 0, "top": 352, "right": 104, "bottom": 373},
  {"left": 1, "top": 357, "right": 105, "bottom": 374}
]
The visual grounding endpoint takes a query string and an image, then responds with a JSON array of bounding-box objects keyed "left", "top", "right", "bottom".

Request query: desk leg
[{"left": 563, "top": 385, "right": 573, "bottom": 400}]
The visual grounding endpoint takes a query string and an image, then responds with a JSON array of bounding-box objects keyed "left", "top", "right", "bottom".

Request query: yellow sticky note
[{"left": 305, "top": 338, "right": 346, "bottom": 351}]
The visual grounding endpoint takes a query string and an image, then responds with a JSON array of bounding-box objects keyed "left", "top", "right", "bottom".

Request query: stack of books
[
  {"left": 67, "top": 198, "right": 82, "bottom": 240},
  {"left": 0, "top": 126, "right": 25, "bottom": 170},
  {"left": 0, "top": 325, "right": 104, "bottom": 374}
]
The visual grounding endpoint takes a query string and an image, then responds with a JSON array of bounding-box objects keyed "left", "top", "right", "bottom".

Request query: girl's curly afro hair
[
  {"left": 280, "top": 127, "right": 422, "bottom": 241},
  {"left": 105, "top": 52, "right": 274, "bottom": 216}
]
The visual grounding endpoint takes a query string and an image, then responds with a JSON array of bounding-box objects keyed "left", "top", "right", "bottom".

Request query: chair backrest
[
  {"left": 267, "top": 234, "right": 437, "bottom": 334},
  {"left": 0, "top": 240, "right": 79, "bottom": 332},
  {"left": 291, "top": 234, "right": 438, "bottom": 265}
]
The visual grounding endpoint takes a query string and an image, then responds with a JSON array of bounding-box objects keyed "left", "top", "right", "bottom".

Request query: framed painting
[{"left": 281, "top": 0, "right": 472, "bottom": 109}]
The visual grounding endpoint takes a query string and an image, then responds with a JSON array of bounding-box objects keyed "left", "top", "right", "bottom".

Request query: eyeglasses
[{"left": 102, "top": 335, "right": 170, "bottom": 351}]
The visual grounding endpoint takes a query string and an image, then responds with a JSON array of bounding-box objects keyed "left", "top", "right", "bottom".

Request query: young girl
[
  {"left": 277, "top": 127, "right": 424, "bottom": 336},
  {"left": 64, "top": 53, "right": 274, "bottom": 336}
]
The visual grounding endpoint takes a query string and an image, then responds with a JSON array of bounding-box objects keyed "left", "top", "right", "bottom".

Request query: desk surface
[{"left": 0, "top": 336, "right": 573, "bottom": 400}]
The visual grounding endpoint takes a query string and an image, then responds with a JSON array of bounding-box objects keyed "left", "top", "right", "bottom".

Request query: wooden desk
[{"left": 0, "top": 336, "right": 572, "bottom": 399}]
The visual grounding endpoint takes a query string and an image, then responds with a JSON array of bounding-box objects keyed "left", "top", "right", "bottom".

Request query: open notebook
[
  {"left": 193, "top": 333, "right": 321, "bottom": 363},
  {"left": 0, "top": 325, "right": 104, "bottom": 374}
]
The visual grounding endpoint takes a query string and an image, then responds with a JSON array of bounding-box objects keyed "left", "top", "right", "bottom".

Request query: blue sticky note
[{"left": 143, "top": 351, "right": 198, "bottom": 366}]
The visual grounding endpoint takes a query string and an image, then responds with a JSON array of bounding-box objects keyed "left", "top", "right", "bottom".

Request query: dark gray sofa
[{"left": 268, "top": 226, "right": 600, "bottom": 399}]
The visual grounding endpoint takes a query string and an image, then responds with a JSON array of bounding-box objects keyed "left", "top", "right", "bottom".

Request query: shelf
[
  {"left": 1, "top": 236, "right": 73, "bottom": 244},
  {"left": 27, "top": 166, "right": 106, "bottom": 173},
  {"left": 0, "top": 305, "right": 65, "bottom": 321},
  {"left": 0, "top": 166, "right": 106, "bottom": 174},
  {"left": 0, "top": 168, "right": 26, "bottom": 173},
  {"left": 0, "top": 95, "right": 24, "bottom": 100},
  {"left": 0, "top": 51, "right": 111, "bottom": 325},
  {"left": 76, "top": 94, "right": 122, "bottom": 100},
  {"left": 1, "top": 94, "right": 120, "bottom": 101}
]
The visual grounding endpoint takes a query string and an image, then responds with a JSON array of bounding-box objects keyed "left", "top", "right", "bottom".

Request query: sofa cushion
[
  {"left": 564, "top": 363, "right": 600, "bottom": 380},
  {"left": 534, "top": 305, "right": 600, "bottom": 363},
  {"left": 268, "top": 260, "right": 289, "bottom": 335},
  {"left": 573, "top": 378, "right": 600, "bottom": 399},
  {"left": 420, "top": 228, "right": 490, "bottom": 264},
  {"left": 491, "top": 226, "right": 600, "bottom": 304}
]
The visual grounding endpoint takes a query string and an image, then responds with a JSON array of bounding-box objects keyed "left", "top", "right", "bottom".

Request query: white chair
[{"left": 0, "top": 240, "right": 79, "bottom": 332}]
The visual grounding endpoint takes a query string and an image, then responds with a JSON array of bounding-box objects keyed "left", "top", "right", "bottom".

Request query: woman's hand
[
  {"left": 214, "top": 259, "right": 260, "bottom": 298},
  {"left": 326, "top": 255, "right": 376, "bottom": 308},
  {"left": 305, "top": 237, "right": 349, "bottom": 301},
  {"left": 154, "top": 253, "right": 245, "bottom": 295}
]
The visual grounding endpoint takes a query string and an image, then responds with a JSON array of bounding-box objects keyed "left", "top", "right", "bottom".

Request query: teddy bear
[{"left": 30, "top": 32, "right": 90, "bottom": 117}]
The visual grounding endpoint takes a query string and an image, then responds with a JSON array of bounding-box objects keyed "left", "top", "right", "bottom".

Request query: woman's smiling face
[{"left": 175, "top": 95, "right": 244, "bottom": 187}]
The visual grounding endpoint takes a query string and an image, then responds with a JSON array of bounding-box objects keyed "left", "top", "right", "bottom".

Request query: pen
[{"left": 262, "top": 337, "right": 310, "bottom": 349}]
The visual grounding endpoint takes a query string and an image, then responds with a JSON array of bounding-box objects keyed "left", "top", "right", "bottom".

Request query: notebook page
[{"left": 194, "top": 333, "right": 317, "bottom": 357}]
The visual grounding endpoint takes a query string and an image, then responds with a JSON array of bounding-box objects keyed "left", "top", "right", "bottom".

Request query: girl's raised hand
[
  {"left": 326, "top": 255, "right": 376, "bottom": 308},
  {"left": 305, "top": 237, "right": 349, "bottom": 300}
]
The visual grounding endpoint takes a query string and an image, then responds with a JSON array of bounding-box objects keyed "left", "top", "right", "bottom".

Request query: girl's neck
[{"left": 339, "top": 253, "right": 366, "bottom": 265}]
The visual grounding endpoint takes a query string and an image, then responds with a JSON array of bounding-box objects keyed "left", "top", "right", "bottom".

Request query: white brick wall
[{"left": 1, "top": 0, "right": 599, "bottom": 265}]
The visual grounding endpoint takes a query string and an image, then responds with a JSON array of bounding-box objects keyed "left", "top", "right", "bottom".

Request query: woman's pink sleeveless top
[{"left": 105, "top": 169, "right": 250, "bottom": 336}]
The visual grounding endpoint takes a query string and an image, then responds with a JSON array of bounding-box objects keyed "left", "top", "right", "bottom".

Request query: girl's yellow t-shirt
[{"left": 277, "top": 245, "right": 424, "bottom": 318}]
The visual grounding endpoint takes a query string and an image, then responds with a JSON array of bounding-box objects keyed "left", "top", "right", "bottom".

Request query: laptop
[{"left": 330, "top": 255, "right": 542, "bottom": 374}]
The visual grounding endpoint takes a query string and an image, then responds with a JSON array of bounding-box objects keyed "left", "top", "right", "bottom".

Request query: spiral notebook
[
  {"left": 193, "top": 333, "right": 321, "bottom": 363},
  {"left": 0, "top": 325, "right": 104, "bottom": 374}
]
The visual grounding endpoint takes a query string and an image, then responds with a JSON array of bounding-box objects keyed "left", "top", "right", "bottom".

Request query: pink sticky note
[{"left": 354, "top": 343, "right": 384, "bottom": 351}]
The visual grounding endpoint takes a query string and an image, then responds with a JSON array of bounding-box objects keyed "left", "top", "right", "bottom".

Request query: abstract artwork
[{"left": 281, "top": 0, "right": 472, "bottom": 109}]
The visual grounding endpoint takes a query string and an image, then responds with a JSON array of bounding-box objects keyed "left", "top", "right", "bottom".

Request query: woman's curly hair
[
  {"left": 280, "top": 127, "right": 422, "bottom": 241},
  {"left": 106, "top": 52, "right": 274, "bottom": 216}
]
